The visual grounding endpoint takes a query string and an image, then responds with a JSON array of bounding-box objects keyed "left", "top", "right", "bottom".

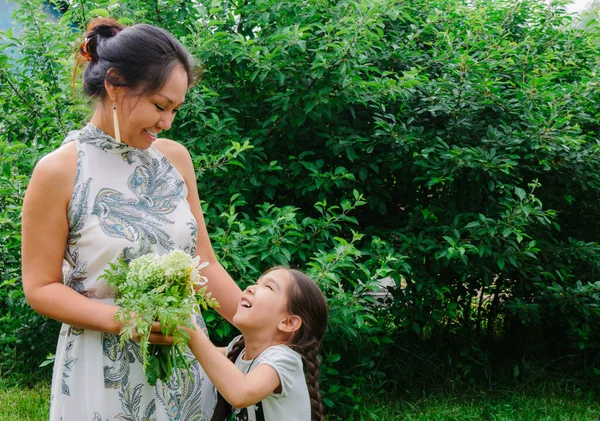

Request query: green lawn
[
  {"left": 0, "top": 383, "right": 51, "bottom": 421},
  {"left": 366, "top": 390, "right": 600, "bottom": 420},
  {"left": 1, "top": 382, "right": 598, "bottom": 421}
]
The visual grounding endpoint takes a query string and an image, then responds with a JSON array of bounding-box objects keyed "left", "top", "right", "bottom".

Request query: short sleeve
[{"left": 255, "top": 346, "right": 303, "bottom": 398}]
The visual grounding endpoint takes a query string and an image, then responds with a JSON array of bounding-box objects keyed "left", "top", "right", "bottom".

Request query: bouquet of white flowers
[{"left": 101, "top": 249, "right": 219, "bottom": 386}]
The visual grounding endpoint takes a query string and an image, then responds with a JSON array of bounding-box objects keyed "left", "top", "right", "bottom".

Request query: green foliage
[
  {"left": 175, "top": 0, "right": 600, "bottom": 398},
  {"left": 2, "top": 0, "right": 600, "bottom": 418},
  {"left": 200, "top": 192, "right": 407, "bottom": 411},
  {"left": 0, "top": 141, "right": 60, "bottom": 384}
]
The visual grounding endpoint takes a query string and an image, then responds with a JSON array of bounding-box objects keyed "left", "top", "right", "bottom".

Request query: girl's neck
[{"left": 241, "top": 331, "right": 288, "bottom": 360}]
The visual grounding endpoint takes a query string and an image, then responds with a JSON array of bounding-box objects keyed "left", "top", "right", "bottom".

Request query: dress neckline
[{"left": 80, "top": 123, "right": 145, "bottom": 154}]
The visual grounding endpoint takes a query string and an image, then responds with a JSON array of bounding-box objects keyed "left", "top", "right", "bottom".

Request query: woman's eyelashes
[{"left": 154, "top": 104, "right": 179, "bottom": 114}]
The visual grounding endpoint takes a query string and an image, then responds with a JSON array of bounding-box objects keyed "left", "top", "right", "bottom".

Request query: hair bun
[
  {"left": 87, "top": 17, "right": 124, "bottom": 39},
  {"left": 80, "top": 18, "right": 124, "bottom": 63}
]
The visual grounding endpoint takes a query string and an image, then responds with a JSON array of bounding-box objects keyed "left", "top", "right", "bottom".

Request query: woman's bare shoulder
[
  {"left": 30, "top": 141, "right": 78, "bottom": 196},
  {"left": 154, "top": 138, "right": 194, "bottom": 178},
  {"left": 154, "top": 138, "right": 190, "bottom": 161}
]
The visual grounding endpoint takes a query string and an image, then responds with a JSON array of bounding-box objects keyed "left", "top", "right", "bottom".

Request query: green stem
[
  {"left": 171, "top": 346, "right": 182, "bottom": 386},
  {"left": 175, "top": 345, "right": 194, "bottom": 384}
]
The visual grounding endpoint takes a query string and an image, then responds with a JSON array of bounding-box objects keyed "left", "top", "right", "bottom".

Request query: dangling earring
[{"left": 113, "top": 102, "right": 122, "bottom": 144}]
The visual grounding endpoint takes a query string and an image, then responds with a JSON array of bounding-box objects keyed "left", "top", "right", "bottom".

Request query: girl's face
[
  {"left": 113, "top": 65, "right": 188, "bottom": 150},
  {"left": 232, "top": 269, "right": 294, "bottom": 333}
]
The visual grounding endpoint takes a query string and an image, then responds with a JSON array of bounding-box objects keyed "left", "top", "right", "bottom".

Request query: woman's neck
[
  {"left": 90, "top": 104, "right": 115, "bottom": 139},
  {"left": 241, "top": 331, "right": 288, "bottom": 360}
]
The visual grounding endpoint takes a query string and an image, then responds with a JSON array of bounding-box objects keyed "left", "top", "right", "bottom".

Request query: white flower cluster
[
  {"left": 126, "top": 253, "right": 165, "bottom": 290},
  {"left": 125, "top": 249, "right": 209, "bottom": 291}
]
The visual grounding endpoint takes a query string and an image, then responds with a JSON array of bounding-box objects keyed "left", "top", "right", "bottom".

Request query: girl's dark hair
[
  {"left": 75, "top": 18, "right": 198, "bottom": 100},
  {"left": 211, "top": 267, "right": 328, "bottom": 421}
]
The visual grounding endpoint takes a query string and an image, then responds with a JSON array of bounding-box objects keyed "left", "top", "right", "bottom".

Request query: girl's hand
[{"left": 185, "top": 315, "right": 201, "bottom": 339}]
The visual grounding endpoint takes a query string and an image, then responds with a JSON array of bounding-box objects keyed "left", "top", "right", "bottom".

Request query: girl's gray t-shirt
[{"left": 226, "top": 336, "right": 311, "bottom": 421}]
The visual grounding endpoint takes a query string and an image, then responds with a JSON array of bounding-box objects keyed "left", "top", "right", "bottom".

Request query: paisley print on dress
[{"left": 50, "top": 124, "right": 215, "bottom": 421}]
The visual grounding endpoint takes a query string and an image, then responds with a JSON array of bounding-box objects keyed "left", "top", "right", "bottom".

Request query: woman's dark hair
[
  {"left": 211, "top": 267, "right": 328, "bottom": 421},
  {"left": 75, "top": 18, "right": 198, "bottom": 100}
]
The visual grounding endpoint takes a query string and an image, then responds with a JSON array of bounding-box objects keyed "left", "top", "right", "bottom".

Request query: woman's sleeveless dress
[{"left": 50, "top": 123, "right": 216, "bottom": 421}]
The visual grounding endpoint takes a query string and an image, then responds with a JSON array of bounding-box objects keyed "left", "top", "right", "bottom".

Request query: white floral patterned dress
[{"left": 50, "top": 123, "right": 216, "bottom": 421}]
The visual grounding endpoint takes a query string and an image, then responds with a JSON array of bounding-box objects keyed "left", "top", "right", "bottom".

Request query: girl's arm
[
  {"left": 155, "top": 139, "right": 242, "bottom": 323},
  {"left": 187, "top": 327, "right": 281, "bottom": 408},
  {"left": 21, "top": 144, "right": 170, "bottom": 344}
]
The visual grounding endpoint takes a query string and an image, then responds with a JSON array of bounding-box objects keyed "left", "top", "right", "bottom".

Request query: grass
[
  {"left": 0, "top": 382, "right": 50, "bottom": 421},
  {"left": 0, "top": 381, "right": 598, "bottom": 421},
  {"left": 366, "top": 389, "right": 600, "bottom": 420}
]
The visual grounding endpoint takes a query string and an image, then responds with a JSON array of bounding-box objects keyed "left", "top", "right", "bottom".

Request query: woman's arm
[
  {"left": 187, "top": 326, "right": 281, "bottom": 408},
  {"left": 21, "top": 144, "right": 122, "bottom": 333},
  {"left": 21, "top": 144, "right": 170, "bottom": 343},
  {"left": 155, "top": 139, "right": 242, "bottom": 323}
]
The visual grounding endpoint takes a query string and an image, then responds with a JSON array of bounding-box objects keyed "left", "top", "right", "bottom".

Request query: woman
[{"left": 21, "top": 18, "right": 242, "bottom": 421}]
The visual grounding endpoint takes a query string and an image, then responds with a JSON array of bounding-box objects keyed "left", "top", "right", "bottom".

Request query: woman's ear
[
  {"left": 278, "top": 315, "right": 302, "bottom": 334},
  {"left": 104, "top": 67, "right": 122, "bottom": 102}
]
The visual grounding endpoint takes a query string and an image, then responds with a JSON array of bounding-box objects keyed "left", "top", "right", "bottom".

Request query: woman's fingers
[
  {"left": 149, "top": 332, "right": 174, "bottom": 345},
  {"left": 130, "top": 322, "right": 174, "bottom": 345},
  {"left": 149, "top": 321, "right": 174, "bottom": 344}
]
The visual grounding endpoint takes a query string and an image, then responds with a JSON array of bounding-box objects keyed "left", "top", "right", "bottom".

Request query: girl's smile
[{"left": 240, "top": 297, "right": 252, "bottom": 308}]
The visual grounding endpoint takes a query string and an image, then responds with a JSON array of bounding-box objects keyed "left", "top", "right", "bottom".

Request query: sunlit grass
[{"left": 0, "top": 382, "right": 50, "bottom": 421}]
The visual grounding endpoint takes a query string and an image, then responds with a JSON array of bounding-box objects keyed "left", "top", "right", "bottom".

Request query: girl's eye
[
  {"left": 265, "top": 285, "right": 273, "bottom": 290},
  {"left": 155, "top": 104, "right": 165, "bottom": 111}
]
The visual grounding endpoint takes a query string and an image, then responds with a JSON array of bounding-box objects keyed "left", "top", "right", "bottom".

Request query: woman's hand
[
  {"left": 148, "top": 321, "right": 174, "bottom": 345},
  {"left": 129, "top": 320, "right": 174, "bottom": 345}
]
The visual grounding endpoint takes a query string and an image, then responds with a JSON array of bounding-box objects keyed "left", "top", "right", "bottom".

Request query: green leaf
[
  {"left": 345, "top": 147, "right": 357, "bottom": 162},
  {"left": 327, "top": 353, "right": 341, "bottom": 363},
  {"left": 89, "top": 8, "right": 110, "bottom": 18},
  {"left": 118, "top": 17, "right": 135, "bottom": 26},
  {"left": 497, "top": 258, "right": 505, "bottom": 271},
  {"left": 145, "top": 356, "right": 161, "bottom": 386}
]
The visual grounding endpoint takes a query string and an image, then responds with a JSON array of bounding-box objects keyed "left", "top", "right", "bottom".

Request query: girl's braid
[
  {"left": 299, "top": 341, "right": 325, "bottom": 421},
  {"left": 210, "top": 336, "right": 246, "bottom": 421}
]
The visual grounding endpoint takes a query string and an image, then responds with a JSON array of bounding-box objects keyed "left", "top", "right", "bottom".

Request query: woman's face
[{"left": 114, "top": 65, "right": 188, "bottom": 149}]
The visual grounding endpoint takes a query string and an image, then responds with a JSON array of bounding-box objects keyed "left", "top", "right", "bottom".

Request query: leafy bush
[
  {"left": 173, "top": 0, "right": 600, "bottom": 388},
  {"left": 2, "top": 0, "right": 600, "bottom": 417}
]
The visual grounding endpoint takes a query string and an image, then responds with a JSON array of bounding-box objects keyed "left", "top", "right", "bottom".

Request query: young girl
[{"left": 186, "top": 266, "right": 328, "bottom": 421}]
